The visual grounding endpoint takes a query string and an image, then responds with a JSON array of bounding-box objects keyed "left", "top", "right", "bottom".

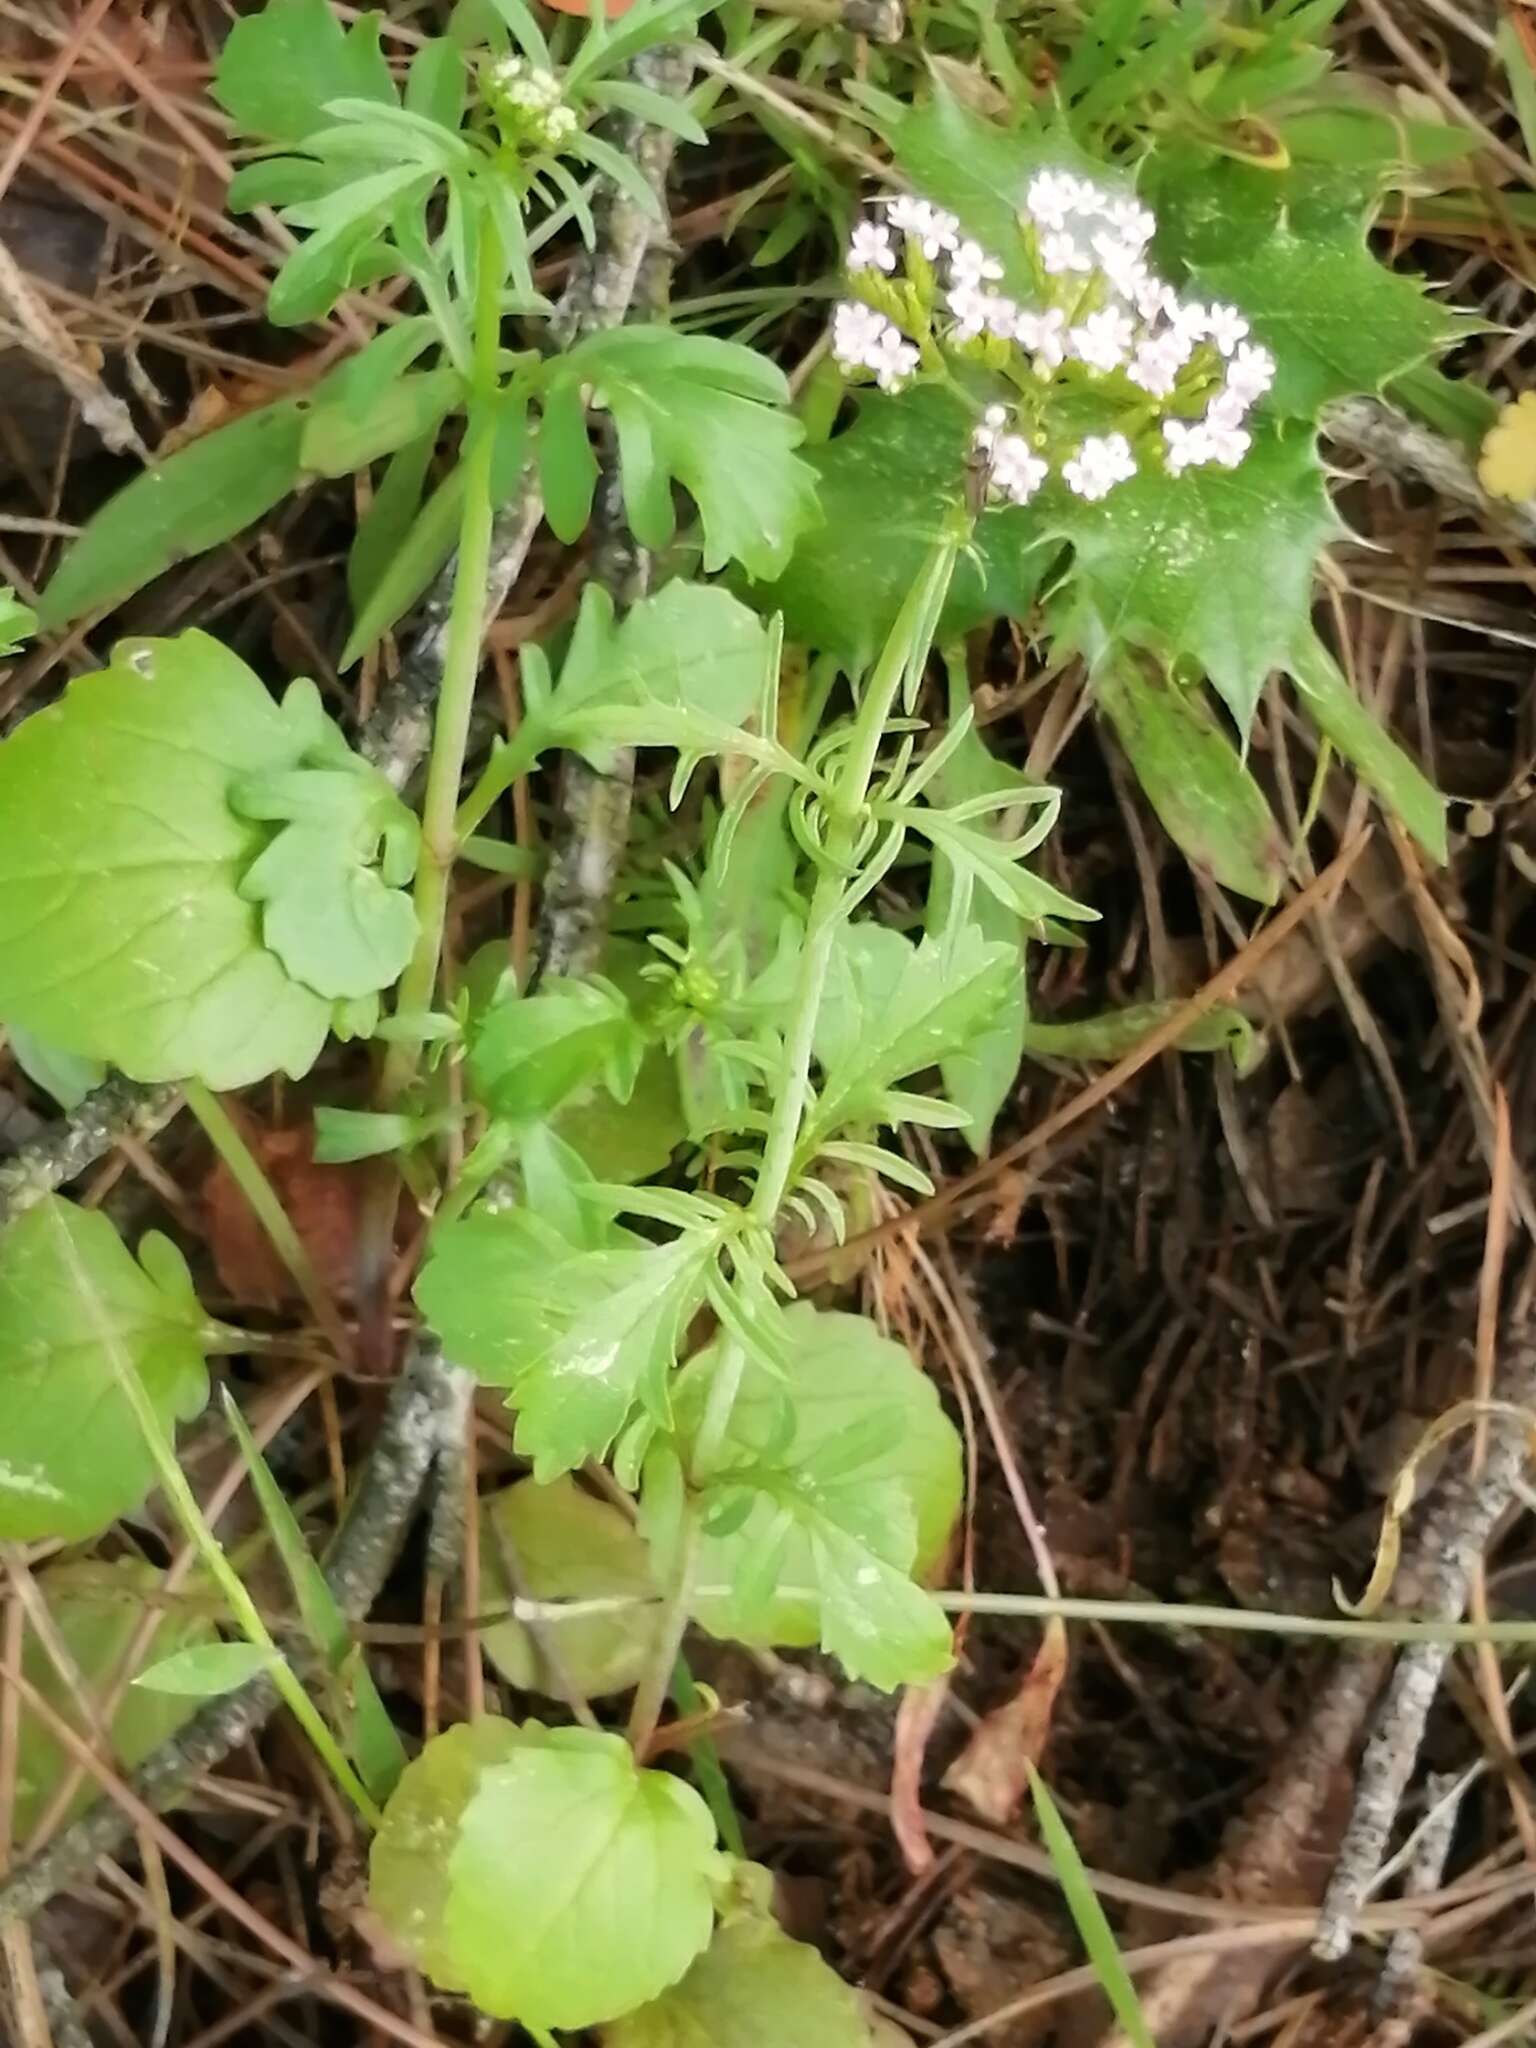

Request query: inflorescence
[
  {"left": 483, "top": 52, "right": 578, "bottom": 152},
  {"left": 831, "top": 170, "right": 1275, "bottom": 506}
]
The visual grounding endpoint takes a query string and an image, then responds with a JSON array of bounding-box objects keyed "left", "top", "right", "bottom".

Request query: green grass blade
[
  {"left": 1027, "top": 1763, "right": 1155, "bottom": 2048},
  {"left": 222, "top": 1390, "right": 407, "bottom": 1802}
]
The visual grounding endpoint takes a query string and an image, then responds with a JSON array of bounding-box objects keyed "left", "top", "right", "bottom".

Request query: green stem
[
  {"left": 931, "top": 1590, "right": 1536, "bottom": 1649},
  {"left": 626, "top": 1509, "right": 699, "bottom": 1757},
  {"left": 89, "top": 1314, "right": 381, "bottom": 1825},
  {"left": 455, "top": 724, "right": 541, "bottom": 843},
  {"left": 378, "top": 211, "right": 506, "bottom": 1110},
  {"left": 671, "top": 1658, "right": 746, "bottom": 1858},
  {"left": 183, "top": 1081, "right": 350, "bottom": 1361}
]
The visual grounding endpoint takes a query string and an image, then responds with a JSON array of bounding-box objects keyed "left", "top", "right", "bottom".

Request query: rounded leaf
[
  {"left": 677, "top": 1304, "right": 962, "bottom": 1653},
  {"left": 370, "top": 1718, "right": 723, "bottom": 2029},
  {"left": 602, "top": 1908, "right": 872, "bottom": 2048},
  {"left": 479, "top": 1474, "right": 662, "bottom": 1699}
]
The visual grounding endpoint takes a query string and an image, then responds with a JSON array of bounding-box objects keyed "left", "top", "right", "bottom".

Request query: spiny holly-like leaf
[
  {"left": 0, "top": 1199, "right": 209, "bottom": 1542},
  {"left": 674, "top": 1304, "right": 961, "bottom": 1689},
  {"left": 1047, "top": 421, "right": 1341, "bottom": 737},
  {"left": 1147, "top": 156, "right": 1472, "bottom": 422},
  {"left": 0, "top": 634, "right": 411, "bottom": 1086},
  {"left": 546, "top": 330, "right": 821, "bottom": 579},
  {"left": 368, "top": 1718, "right": 724, "bottom": 2028},
  {"left": 479, "top": 1474, "right": 662, "bottom": 1699},
  {"left": 1092, "top": 655, "right": 1285, "bottom": 904},
  {"left": 212, "top": 0, "right": 396, "bottom": 145},
  {"left": 414, "top": 1209, "right": 713, "bottom": 1479},
  {"left": 757, "top": 386, "right": 1050, "bottom": 672},
  {"left": 13, "top": 1559, "right": 214, "bottom": 1842},
  {"left": 603, "top": 1902, "right": 873, "bottom": 2048}
]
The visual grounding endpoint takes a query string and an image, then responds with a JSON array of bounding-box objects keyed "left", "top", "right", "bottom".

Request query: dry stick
[
  {"left": 1373, "top": 1771, "right": 1464, "bottom": 2018},
  {"left": 0, "top": 1340, "right": 456, "bottom": 1927},
  {"left": 0, "top": 1077, "right": 180, "bottom": 1227},
  {"left": 1324, "top": 396, "right": 1536, "bottom": 550},
  {"left": 1313, "top": 1334, "right": 1536, "bottom": 1961}
]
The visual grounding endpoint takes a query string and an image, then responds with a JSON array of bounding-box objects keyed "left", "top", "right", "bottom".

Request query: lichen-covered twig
[
  {"left": 0, "top": 1075, "right": 179, "bottom": 1227},
  {"left": 1313, "top": 1337, "right": 1536, "bottom": 1961},
  {"left": 1325, "top": 395, "right": 1536, "bottom": 549},
  {"left": 1373, "top": 1770, "right": 1463, "bottom": 2017},
  {"left": 0, "top": 1341, "right": 456, "bottom": 1926}
]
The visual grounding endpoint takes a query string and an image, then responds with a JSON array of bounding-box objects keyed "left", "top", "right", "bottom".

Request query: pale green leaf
[
  {"left": 603, "top": 1906, "right": 871, "bottom": 2048},
  {"left": 1028, "top": 1765, "right": 1156, "bottom": 2048},
  {"left": 0, "top": 587, "right": 35, "bottom": 657},
  {"left": 135, "top": 1641, "right": 273, "bottom": 1696},
  {"left": 469, "top": 978, "right": 642, "bottom": 1123},
  {"left": 8, "top": 1028, "right": 106, "bottom": 1112},
  {"left": 0, "top": 1199, "right": 208, "bottom": 1541},
  {"left": 1287, "top": 630, "right": 1446, "bottom": 861},
  {"left": 0, "top": 634, "right": 402, "bottom": 1085},
  {"left": 676, "top": 1304, "right": 960, "bottom": 1689},
  {"left": 479, "top": 1474, "right": 662, "bottom": 1699},
  {"left": 369, "top": 1718, "right": 723, "bottom": 2028}
]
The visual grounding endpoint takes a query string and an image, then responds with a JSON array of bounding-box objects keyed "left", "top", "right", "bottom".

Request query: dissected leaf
[
  {"left": 675, "top": 1304, "right": 961, "bottom": 1689},
  {"left": 415, "top": 1209, "right": 713, "bottom": 1478},
  {"left": 369, "top": 1717, "right": 724, "bottom": 2027},
  {"left": 1048, "top": 423, "right": 1341, "bottom": 739},
  {"left": 603, "top": 1905, "right": 872, "bottom": 2048},
  {"left": 0, "top": 1199, "right": 209, "bottom": 1541},
  {"left": 479, "top": 1473, "right": 662, "bottom": 1698},
  {"left": 0, "top": 634, "right": 408, "bottom": 1086},
  {"left": 36, "top": 398, "right": 308, "bottom": 631},
  {"left": 550, "top": 331, "right": 820, "bottom": 580},
  {"left": 756, "top": 387, "right": 1048, "bottom": 673},
  {"left": 1093, "top": 655, "right": 1284, "bottom": 904},
  {"left": 212, "top": 0, "right": 395, "bottom": 145},
  {"left": 14, "top": 1559, "right": 213, "bottom": 1842}
]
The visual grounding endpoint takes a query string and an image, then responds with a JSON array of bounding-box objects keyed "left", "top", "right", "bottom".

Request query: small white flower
[
  {"left": 1134, "top": 272, "right": 1179, "bottom": 323},
  {"left": 832, "top": 298, "right": 884, "bottom": 363},
  {"left": 972, "top": 404, "right": 1009, "bottom": 457},
  {"left": 1063, "top": 432, "right": 1137, "bottom": 501},
  {"left": 1105, "top": 196, "right": 1156, "bottom": 247},
  {"left": 1226, "top": 340, "right": 1275, "bottom": 401},
  {"left": 1207, "top": 386, "right": 1250, "bottom": 431},
  {"left": 1015, "top": 305, "right": 1067, "bottom": 372},
  {"left": 1204, "top": 300, "right": 1249, "bottom": 356},
  {"left": 1162, "top": 417, "right": 1211, "bottom": 475},
  {"left": 1091, "top": 229, "right": 1147, "bottom": 300},
  {"left": 885, "top": 194, "right": 929, "bottom": 235},
  {"left": 1070, "top": 306, "right": 1135, "bottom": 373},
  {"left": 982, "top": 291, "right": 1021, "bottom": 338},
  {"left": 869, "top": 324, "right": 919, "bottom": 392},
  {"left": 1127, "top": 332, "right": 1188, "bottom": 397},
  {"left": 1041, "top": 229, "right": 1092, "bottom": 275},
  {"left": 917, "top": 207, "right": 960, "bottom": 260},
  {"left": 847, "top": 220, "right": 896, "bottom": 273},
  {"left": 1171, "top": 298, "right": 1210, "bottom": 341},
  {"left": 1203, "top": 412, "right": 1251, "bottom": 467},
  {"left": 946, "top": 281, "right": 987, "bottom": 341},
  {"left": 1069, "top": 178, "right": 1114, "bottom": 219},
  {"left": 1025, "top": 170, "right": 1083, "bottom": 231},
  {"left": 990, "top": 433, "right": 1049, "bottom": 506},
  {"left": 950, "top": 238, "right": 1004, "bottom": 290}
]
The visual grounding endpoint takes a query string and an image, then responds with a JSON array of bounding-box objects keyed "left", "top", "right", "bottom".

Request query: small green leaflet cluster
[
  {"left": 368, "top": 1720, "right": 875, "bottom": 2043},
  {"left": 768, "top": 90, "right": 1452, "bottom": 900},
  {"left": 37, "top": 0, "right": 818, "bottom": 660},
  {"left": 0, "top": 633, "right": 417, "bottom": 1088}
]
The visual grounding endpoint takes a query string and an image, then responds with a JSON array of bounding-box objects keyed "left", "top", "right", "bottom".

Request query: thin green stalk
[
  {"left": 930, "top": 1589, "right": 1536, "bottom": 1648},
  {"left": 56, "top": 1217, "right": 381, "bottom": 1825},
  {"left": 378, "top": 211, "right": 505, "bottom": 1110},
  {"left": 671, "top": 1658, "right": 746, "bottom": 1858},
  {"left": 626, "top": 1509, "right": 699, "bottom": 1757},
  {"left": 183, "top": 1081, "right": 350, "bottom": 1360}
]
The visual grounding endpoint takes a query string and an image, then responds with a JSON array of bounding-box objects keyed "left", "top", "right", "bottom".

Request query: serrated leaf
[
  {"left": 369, "top": 1718, "right": 723, "bottom": 2028},
  {"left": 1048, "top": 421, "right": 1340, "bottom": 737},
  {"left": 675, "top": 1304, "right": 961, "bottom": 1689},
  {"left": 135, "top": 1641, "right": 273, "bottom": 1696},
  {"left": 13, "top": 1559, "right": 214, "bottom": 1842},
  {"left": 479, "top": 1473, "right": 662, "bottom": 1698},
  {"left": 0, "top": 1199, "right": 209, "bottom": 1541},
  {"left": 813, "top": 923, "right": 1023, "bottom": 1134},
  {"left": 0, "top": 634, "right": 401, "bottom": 1086},
  {"left": 212, "top": 0, "right": 395, "bottom": 145},
  {"left": 36, "top": 397, "right": 308, "bottom": 630},
  {"left": 414, "top": 1210, "right": 713, "bottom": 1478},
  {"left": 756, "top": 387, "right": 1050, "bottom": 673},
  {"left": 1094, "top": 655, "right": 1284, "bottom": 904},
  {"left": 603, "top": 1907, "right": 872, "bottom": 2048}
]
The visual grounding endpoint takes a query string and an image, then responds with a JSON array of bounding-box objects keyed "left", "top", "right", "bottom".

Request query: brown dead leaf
[
  {"left": 889, "top": 1675, "right": 950, "bottom": 1875},
  {"left": 201, "top": 1115, "right": 367, "bottom": 1308},
  {"left": 942, "top": 1618, "right": 1069, "bottom": 1826}
]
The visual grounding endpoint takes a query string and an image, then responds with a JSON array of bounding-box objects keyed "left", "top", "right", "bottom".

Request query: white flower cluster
[
  {"left": 486, "top": 53, "right": 577, "bottom": 149},
  {"left": 831, "top": 296, "right": 919, "bottom": 394},
  {"left": 833, "top": 169, "right": 1278, "bottom": 502}
]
